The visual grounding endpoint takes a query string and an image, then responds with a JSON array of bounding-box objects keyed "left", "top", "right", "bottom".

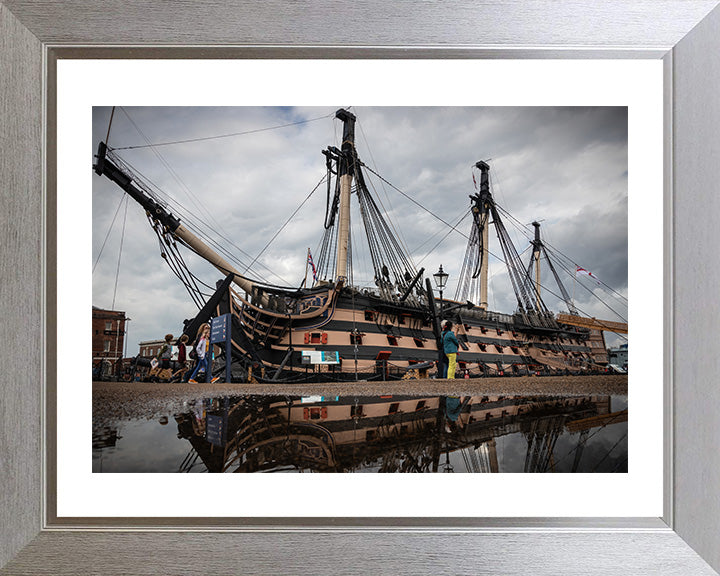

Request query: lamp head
[{"left": 433, "top": 265, "right": 449, "bottom": 290}]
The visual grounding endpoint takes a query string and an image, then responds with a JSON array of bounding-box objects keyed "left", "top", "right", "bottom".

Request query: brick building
[
  {"left": 92, "top": 306, "right": 128, "bottom": 377},
  {"left": 139, "top": 338, "right": 175, "bottom": 359}
]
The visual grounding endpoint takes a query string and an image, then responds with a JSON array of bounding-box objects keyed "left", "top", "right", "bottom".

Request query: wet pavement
[{"left": 93, "top": 375, "right": 627, "bottom": 421}]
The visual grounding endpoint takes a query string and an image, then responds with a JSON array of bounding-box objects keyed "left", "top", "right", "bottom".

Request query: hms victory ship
[{"left": 93, "top": 108, "right": 627, "bottom": 383}]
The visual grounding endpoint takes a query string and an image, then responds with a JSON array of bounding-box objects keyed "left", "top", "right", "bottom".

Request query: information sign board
[
  {"left": 300, "top": 351, "right": 340, "bottom": 365},
  {"left": 210, "top": 314, "right": 229, "bottom": 344},
  {"left": 209, "top": 313, "right": 231, "bottom": 383},
  {"left": 206, "top": 414, "right": 227, "bottom": 447}
]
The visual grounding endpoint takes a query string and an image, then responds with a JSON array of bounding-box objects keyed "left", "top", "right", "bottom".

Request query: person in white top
[{"left": 188, "top": 323, "right": 219, "bottom": 383}]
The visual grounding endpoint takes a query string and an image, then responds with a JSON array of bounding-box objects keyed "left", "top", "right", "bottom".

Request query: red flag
[{"left": 576, "top": 266, "right": 600, "bottom": 284}]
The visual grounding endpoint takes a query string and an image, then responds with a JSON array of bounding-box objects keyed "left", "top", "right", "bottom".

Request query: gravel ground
[{"left": 93, "top": 375, "right": 627, "bottom": 421}]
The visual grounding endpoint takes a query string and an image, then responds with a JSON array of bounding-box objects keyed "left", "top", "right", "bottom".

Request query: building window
[
  {"left": 105, "top": 321, "right": 112, "bottom": 331},
  {"left": 413, "top": 338, "right": 424, "bottom": 348},
  {"left": 415, "top": 400, "right": 426, "bottom": 411},
  {"left": 478, "top": 343, "right": 487, "bottom": 352},
  {"left": 388, "top": 403, "right": 400, "bottom": 415},
  {"left": 310, "top": 333, "right": 322, "bottom": 344},
  {"left": 365, "top": 311, "right": 375, "bottom": 321},
  {"left": 495, "top": 345, "right": 504, "bottom": 353},
  {"left": 104, "top": 340, "right": 111, "bottom": 352},
  {"left": 387, "top": 335, "right": 398, "bottom": 346},
  {"left": 350, "top": 332, "right": 363, "bottom": 345}
]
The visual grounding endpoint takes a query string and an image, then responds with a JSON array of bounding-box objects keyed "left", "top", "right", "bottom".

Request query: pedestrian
[
  {"left": 444, "top": 395, "right": 464, "bottom": 433},
  {"left": 188, "top": 324, "right": 219, "bottom": 383},
  {"left": 441, "top": 321, "right": 459, "bottom": 379},
  {"left": 175, "top": 334, "right": 189, "bottom": 382},
  {"left": 158, "top": 333, "right": 173, "bottom": 370}
]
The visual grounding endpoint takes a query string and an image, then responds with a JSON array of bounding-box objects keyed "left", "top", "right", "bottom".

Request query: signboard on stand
[{"left": 210, "top": 313, "right": 232, "bottom": 383}]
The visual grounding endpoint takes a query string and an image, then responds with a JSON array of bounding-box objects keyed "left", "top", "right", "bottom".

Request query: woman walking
[{"left": 188, "top": 324, "right": 219, "bottom": 383}]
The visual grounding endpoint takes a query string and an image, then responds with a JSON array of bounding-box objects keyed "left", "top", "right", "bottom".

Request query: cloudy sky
[{"left": 92, "top": 106, "right": 628, "bottom": 353}]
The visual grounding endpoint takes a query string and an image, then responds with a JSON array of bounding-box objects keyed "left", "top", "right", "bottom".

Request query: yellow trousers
[{"left": 446, "top": 353, "right": 457, "bottom": 379}]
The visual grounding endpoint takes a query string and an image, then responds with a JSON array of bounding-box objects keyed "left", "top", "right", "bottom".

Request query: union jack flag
[{"left": 308, "top": 249, "right": 318, "bottom": 283}]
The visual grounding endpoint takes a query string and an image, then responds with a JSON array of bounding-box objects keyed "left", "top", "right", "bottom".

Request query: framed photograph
[
  {"left": 2, "top": 1, "right": 720, "bottom": 574},
  {"left": 72, "top": 68, "right": 646, "bottom": 514}
]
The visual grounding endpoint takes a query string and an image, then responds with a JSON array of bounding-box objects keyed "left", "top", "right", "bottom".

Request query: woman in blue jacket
[{"left": 442, "top": 321, "right": 459, "bottom": 379}]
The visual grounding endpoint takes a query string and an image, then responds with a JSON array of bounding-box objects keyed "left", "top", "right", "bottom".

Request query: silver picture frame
[{"left": 2, "top": 1, "right": 719, "bottom": 574}]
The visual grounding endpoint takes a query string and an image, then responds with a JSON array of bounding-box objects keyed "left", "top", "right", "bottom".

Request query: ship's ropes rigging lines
[
  {"left": 107, "top": 107, "right": 345, "bottom": 295},
  {"left": 495, "top": 201, "right": 628, "bottom": 325},
  {"left": 92, "top": 192, "right": 128, "bottom": 274},
  {"left": 315, "top": 139, "right": 424, "bottom": 305},
  {"left": 111, "top": 109, "right": 336, "bottom": 151},
  {"left": 241, "top": 173, "right": 328, "bottom": 278},
  {"left": 352, "top": 154, "right": 595, "bottom": 327},
  {"left": 551, "top": 409, "right": 628, "bottom": 471},
  {"left": 455, "top": 163, "right": 555, "bottom": 328},
  {"left": 102, "top": 147, "right": 334, "bottom": 310},
  {"left": 487, "top": 202, "right": 552, "bottom": 323},
  {"left": 357, "top": 151, "right": 627, "bottom": 340},
  {"left": 411, "top": 207, "right": 472, "bottom": 266},
  {"left": 448, "top": 163, "right": 629, "bottom": 341},
  {"left": 91, "top": 190, "right": 131, "bottom": 311},
  {"left": 105, "top": 134, "right": 286, "bottom": 289},
  {"left": 525, "top": 228, "right": 579, "bottom": 316}
]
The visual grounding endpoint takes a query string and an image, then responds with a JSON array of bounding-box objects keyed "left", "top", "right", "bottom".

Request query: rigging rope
[
  {"left": 242, "top": 174, "right": 327, "bottom": 276},
  {"left": 105, "top": 106, "right": 116, "bottom": 147},
  {"left": 111, "top": 111, "right": 336, "bottom": 150},
  {"left": 356, "top": 118, "right": 416, "bottom": 268},
  {"left": 416, "top": 209, "right": 472, "bottom": 267},
  {"left": 111, "top": 195, "right": 129, "bottom": 310},
  {"left": 116, "top": 109, "right": 254, "bottom": 278},
  {"left": 107, "top": 149, "right": 287, "bottom": 287},
  {"left": 361, "top": 163, "right": 470, "bottom": 241},
  {"left": 496, "top": 201, "right": 629, "bottom": 314},
  {"left": 93, "top": 192, "right": 127, "bottom": 274}
]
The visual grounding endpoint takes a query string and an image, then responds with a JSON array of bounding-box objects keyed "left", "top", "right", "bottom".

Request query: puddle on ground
[{"left": 93, "top": 394, "right": 628, "bottom": 473}]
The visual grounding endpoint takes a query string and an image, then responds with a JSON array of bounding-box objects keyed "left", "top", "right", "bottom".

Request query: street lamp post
[
  {"left": 433, "top": 265, "right": 449, "bottom": 320},
  {"left": 433, "top": 265, "right": 449, "bottom": 378},
  {"left": 123, "top": 317, "right": 132, "bottom": 360}
]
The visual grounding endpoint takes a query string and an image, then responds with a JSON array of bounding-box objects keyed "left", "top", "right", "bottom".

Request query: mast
[
  {"left": 476, "top": 161, "right": 491, "bottom": 310},
  {"left": 532, "top": 221, "right": 542, "bottom": 310},
  {"left": 334, "top": 108, "right": 356, "bottom": 284}
]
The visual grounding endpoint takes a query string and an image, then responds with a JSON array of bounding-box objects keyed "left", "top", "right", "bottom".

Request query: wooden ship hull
[{"left": 218, "top": 284, "right": 603, "bottom": 382}]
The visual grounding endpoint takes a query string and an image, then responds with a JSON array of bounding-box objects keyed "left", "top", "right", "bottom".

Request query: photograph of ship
[{"left": 92, "top": 106, "right": 628, "bottom": 383}]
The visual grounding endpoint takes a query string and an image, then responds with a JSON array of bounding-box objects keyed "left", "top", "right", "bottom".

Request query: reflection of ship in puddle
[
  {"left": 174, "top": 395, "right": 627, "bottom": 473},
  {"left": 92, "top": 426, "right": 122, "bottom": 450}
]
